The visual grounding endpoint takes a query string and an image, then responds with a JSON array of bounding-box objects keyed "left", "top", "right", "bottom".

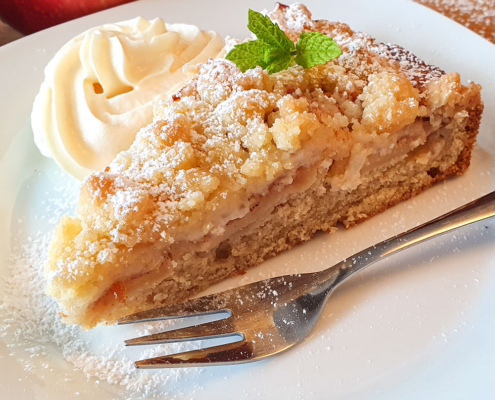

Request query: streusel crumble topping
[{"left": 80, "top": 59, "right": 421, "bottom": 247}]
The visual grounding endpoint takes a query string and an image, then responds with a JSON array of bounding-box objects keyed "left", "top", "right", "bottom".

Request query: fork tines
[{"left": 118, "top": 295, "right": 247, "bottom": 368}]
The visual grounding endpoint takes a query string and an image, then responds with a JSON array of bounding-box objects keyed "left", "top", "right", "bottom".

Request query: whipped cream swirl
[{"left": 32, "top": 17, "right": 224, "bottom": 179}]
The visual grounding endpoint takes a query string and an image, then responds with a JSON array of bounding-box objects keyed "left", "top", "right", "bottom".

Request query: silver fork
[{"left": 118, "top": 190, "right": 495, "bottom": 368}]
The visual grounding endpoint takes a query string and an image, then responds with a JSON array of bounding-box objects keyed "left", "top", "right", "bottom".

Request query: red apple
[{"left": 0, "top": 0, "right": 136, "bottom": 34}]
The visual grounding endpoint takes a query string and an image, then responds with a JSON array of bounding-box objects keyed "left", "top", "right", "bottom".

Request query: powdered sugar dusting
[
  {"left": 375, "top": 43, "right": 445, "bottom": 88},
  {"left": 0, "top": 180, "right": 205, "bottom": 398}
]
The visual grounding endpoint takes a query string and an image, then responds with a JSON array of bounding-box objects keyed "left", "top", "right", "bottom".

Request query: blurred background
[
  {"left": 0, "top": 0, "right": 494, "bottom": 46},
  {"left": 0, "top": 0, "right": 135, "bottom": 45}
]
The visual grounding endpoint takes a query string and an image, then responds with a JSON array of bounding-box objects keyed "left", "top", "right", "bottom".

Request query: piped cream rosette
[{"left": 32, "top": 17, "right": 224, "bottom": 180}]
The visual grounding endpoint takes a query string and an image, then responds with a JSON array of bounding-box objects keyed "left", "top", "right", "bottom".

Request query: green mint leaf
[
  {"left": 263, "top": 48, "right": 294, "bottom": 74},
  {"left": 226, "top": 10, "right": 342, "bottom": 75},
  {"left": 226, "top": 40, "right": 270, "bottom": 72},
  {"left": 247, "top": 9, "right": 295, "bottom": 53},
  {"left": 294, "top": 32, "right": 342, "bottom": 69}
]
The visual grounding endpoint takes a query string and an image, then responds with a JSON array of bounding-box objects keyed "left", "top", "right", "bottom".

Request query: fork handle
[{"left": 320, "top": 190, "right": 495, "bottom": 286}]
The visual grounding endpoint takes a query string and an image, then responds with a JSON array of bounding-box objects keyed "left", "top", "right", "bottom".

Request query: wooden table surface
[
  {"left": 417, "top": 0, "right": 495, "bottom": 44},
  {"left": 1, "top": 0, "right": 494, "bottom": 46}
]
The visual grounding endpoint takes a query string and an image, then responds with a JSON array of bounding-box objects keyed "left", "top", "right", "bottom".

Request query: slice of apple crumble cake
[{"left": 45, "top": 3, "right": 483, "bottom": 328}]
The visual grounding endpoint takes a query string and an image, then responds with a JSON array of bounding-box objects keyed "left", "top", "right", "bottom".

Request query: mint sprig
[
  {"left": 295, "top": 31, "right": 342, "bottom": 69},
  {"left": 226, "top": 9, "right": 341, "bottom": 74},
  {"left": 225, "top": 40, "right": 270, "bottom": 72},
  {"left": 247, "top": 9, "right": 295, "bottom": 54}
]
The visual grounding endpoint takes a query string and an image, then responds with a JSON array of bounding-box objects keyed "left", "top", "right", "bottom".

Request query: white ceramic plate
[{"left": 1, "top": 0, "right": 495, "bottom": 398}]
